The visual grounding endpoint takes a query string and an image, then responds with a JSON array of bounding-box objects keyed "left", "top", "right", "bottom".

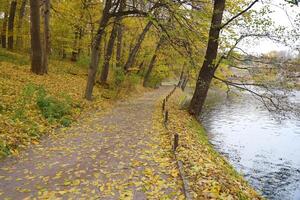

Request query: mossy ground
[{"left": 154, "top": 89, "right": 264, "bottom": 199}]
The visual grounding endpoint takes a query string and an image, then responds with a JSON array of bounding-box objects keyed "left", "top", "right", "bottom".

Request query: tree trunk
[
  {"left": 99, "top": 21, "right": 118, "bottom": 85},
  {"left": 116, "top": 0, "right": 125, "bottom": 68},
  {"left": 189, "top": 0, "right": 226, "bottom": 116},
  {"left": 177, "top": 66, "right": 185, "bottom": 87},
  {"left": 16, "top": 0, "right": 27, "bottom": 49},
  {"left": 116, "top": 22, "right": 123, "bottom": 68},
  {"left": 84, "top": 0, "right": 112, "bottom": 100},
  {"left": 181, "top": 75, "right": 189, "bottom": 91},
  {"left": 29, "top": 0, "right": 44, "bottom": 74},
  {"left": 42, "top": 0, "right": 50, "bottom": 73},
  {"left": 7, "top": 0, "right": 17, "bottom": 50},
  {"left": 71, "top": 30, "right": 79, "bottom": 61},
  {"left": 137, "top": 60, "right": 144, "bottom": 74},
  {"left": 71, "top": 26, "right": 84, "bottom": 61},
  {"left": 143, "top": 36, "right": 164, "bottom": 87},
  {"left": 123, "top": 21, "right": 153, "bottom": 71},
  {"left": 1, "top": 12, "right": 8, "bottom": 48}
]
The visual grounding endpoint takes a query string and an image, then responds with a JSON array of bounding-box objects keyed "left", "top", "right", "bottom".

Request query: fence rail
[{"left": 162, "top": 85, "right": 192, "bottom": 200}]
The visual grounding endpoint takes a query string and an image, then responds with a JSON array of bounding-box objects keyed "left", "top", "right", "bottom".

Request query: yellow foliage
[
  {"left": 153, "top": 89, "right": 264, "bottom": 199},
  {"left": 0, "top": 58, "right": 146, "bottom": 158}
]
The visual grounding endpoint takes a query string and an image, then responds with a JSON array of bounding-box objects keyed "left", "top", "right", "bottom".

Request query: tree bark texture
[
  {"left": 16, "top": 0, "right": 27, "bottom": 49},
  {"left": 42, "top": 0, "right": 50, "bottom": 73},
  {"left": 8, "top": 0, "right": 17, "bottom": 50},
  {"left": 189, "top": 0, "right": 226, "bottom": 116},
  {"left": 29, "top": 0, "right": 44, "bottom": 74}
]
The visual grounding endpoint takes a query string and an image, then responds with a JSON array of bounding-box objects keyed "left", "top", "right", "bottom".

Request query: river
[{"left": 201, "top": 90, "right": 300, "bottom": 200}]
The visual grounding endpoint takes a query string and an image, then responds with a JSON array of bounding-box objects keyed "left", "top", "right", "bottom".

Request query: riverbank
[
  {"left": 199, "top": 88, "right": 300, "bottom": 199},
  {"left": 155, "top": 89, "right": 263, "bottom": 199},
  {"left": 0, "top": 50, "right": 149, "bottom": 158}
]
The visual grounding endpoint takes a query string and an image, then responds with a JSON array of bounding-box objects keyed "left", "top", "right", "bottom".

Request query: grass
[
  {"left": 0, "top": 49, "right": 29, "bottom": 65},
  {"left": 0, "top": 50, "right": 147, "bottom": 158}
]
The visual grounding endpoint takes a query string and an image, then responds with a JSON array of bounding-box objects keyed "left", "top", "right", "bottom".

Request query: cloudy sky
[{"left": 244, "top": 0, "right": 300, "bottom": 55}]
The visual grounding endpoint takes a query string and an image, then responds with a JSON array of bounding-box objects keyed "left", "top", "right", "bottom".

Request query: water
[{"left": 201, "top": 90, "right": 300, "bottom": 200}]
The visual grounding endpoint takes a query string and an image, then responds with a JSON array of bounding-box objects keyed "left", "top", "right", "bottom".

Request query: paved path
[{"left": 0, "top": 87, "right": 184, "bottom": 199}]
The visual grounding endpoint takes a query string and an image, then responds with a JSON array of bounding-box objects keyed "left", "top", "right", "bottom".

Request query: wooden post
[
  {"left": 174, "top": 133, "right": 179, "bottom": 151},
  {"left": 164, "top": 110, "right": 169, "bottom": 125}
]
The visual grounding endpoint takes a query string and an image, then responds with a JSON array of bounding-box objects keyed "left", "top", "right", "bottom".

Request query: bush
[
  {"left": 0, "top": 141, "right": 11, "bottom": 157},
  {"left": 76, "top": 55, "right": 90, "bottom": 69},
  {"left": 114, "top": 68, "right": 126, "bottom": 86},
  {"left": 36, "top": 87, "right": 72, "bottom": 125},
  {"left": 118, "top": 73, "right": 142, "bottom": 91},
  {"left": 145, "top": 64, "right": 169, "bottom": 88},
  {"left": 127, "top": 73, "right": 140, "bottom": 86},
  {"left": 13, "top": 84, "right": 73, "bottom": 127},
  {"left": 13, "top": 83, "right": 36, "bottom": 121},
  {"left": 60, "top": 116, "right": 72, "bottom": 127}
]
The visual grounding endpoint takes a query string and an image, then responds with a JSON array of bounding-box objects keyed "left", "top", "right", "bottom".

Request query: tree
[
  {"left": 116, "top": 0, "right": 125, "bottom": 68},
  {"left": 1, "top": 11, "right": 8, "bottom": 48},
  {"left": 7, "top": 0, "right": 17, "bottom": 50},
  {"left": 99, "top": 0, "right": 125, "bottom": 85},
  {"left": 189, "top": 0, "right": 226, "bottom": 116},
  {"left": 16, "top": 0, "right": 28, "bottom": 49},
  {"left": 143, "top": 36, "right": 164, "bottom": 87},
  {"left": 189, "top": 0, "right": 259, "bottom": 116},
  {"left": 123, "top": 21, "right": 153, "bottom": 71},
  {"left": 84, "top": 0, "right": 112, "bottom": 100},
  {"left": 99, "top": 20, "right": 118, "bottom": 85},
  {"left": 84, "top": 0, "right": 156, "bottom": 100},
  {"left": 42, "top": 0, "right": 50, "bottom": 73},
  {"left": 29, "top": 0, "right": 44, "bottom": 74}
]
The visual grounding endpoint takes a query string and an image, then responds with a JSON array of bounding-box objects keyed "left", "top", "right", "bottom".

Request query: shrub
[
  {"left": 0, "top": 141, "right": 11, "bottom": 157},
  {"left": 13, "top": 83, "right": 36, "bottom": 121},
  {"left": 114, "top": 68, "right": 126, "bottom": 86},
  {"left": 127, "top": 73, "right": 140, "bottom": 86},
  {"left": 13, "top": 84, "right": 73, "bottom": 127},
  {"left": 36, "top": 87, "right": 72, "bottom": 125},
  {"left": 119, "top": 73, "right": 142, "bottom": 90},
  {"left": 60, "top": 116, "right": 72, "bottom": 127},
  {"left": 146, "top": 64, "right": 169, "bottom": 88},
  {"left": 76, "top": 55, "right": 90, "bottom": 69}
]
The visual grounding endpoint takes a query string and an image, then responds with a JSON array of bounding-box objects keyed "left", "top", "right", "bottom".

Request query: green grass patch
[{"left": 0, "top": 49, "right": 29, "bottom": 66}]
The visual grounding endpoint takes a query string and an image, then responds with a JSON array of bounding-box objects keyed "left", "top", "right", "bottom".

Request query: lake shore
[{"left": 154, "top": 89, "right": 263, "bottom": 199}]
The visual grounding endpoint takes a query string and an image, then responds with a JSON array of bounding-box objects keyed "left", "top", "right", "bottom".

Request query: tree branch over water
[{"left": 212, "top": 75, "right": 297, "bottom": 117}]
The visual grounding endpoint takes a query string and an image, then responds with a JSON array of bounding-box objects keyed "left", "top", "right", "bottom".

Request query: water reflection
[{"left": 201, "top": 90, "right": 300, "bottom": 200}]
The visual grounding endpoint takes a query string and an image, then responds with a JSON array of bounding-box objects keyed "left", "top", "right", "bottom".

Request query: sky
[
  {"left": 0, "top": 0, "right": 299, "bottom": 56},
  {"left": 243, "top": 0, "right": 300, "bottom": 55}
]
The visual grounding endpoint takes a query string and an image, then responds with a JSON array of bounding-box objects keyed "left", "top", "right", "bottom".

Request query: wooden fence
[{"left": 162, "top": 86, "right": 192, "bottom": 200}]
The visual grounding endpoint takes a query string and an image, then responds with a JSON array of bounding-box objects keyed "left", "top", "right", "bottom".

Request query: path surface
[{"left": 0, "top": 87, "right": 184, "bottom": 199}]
